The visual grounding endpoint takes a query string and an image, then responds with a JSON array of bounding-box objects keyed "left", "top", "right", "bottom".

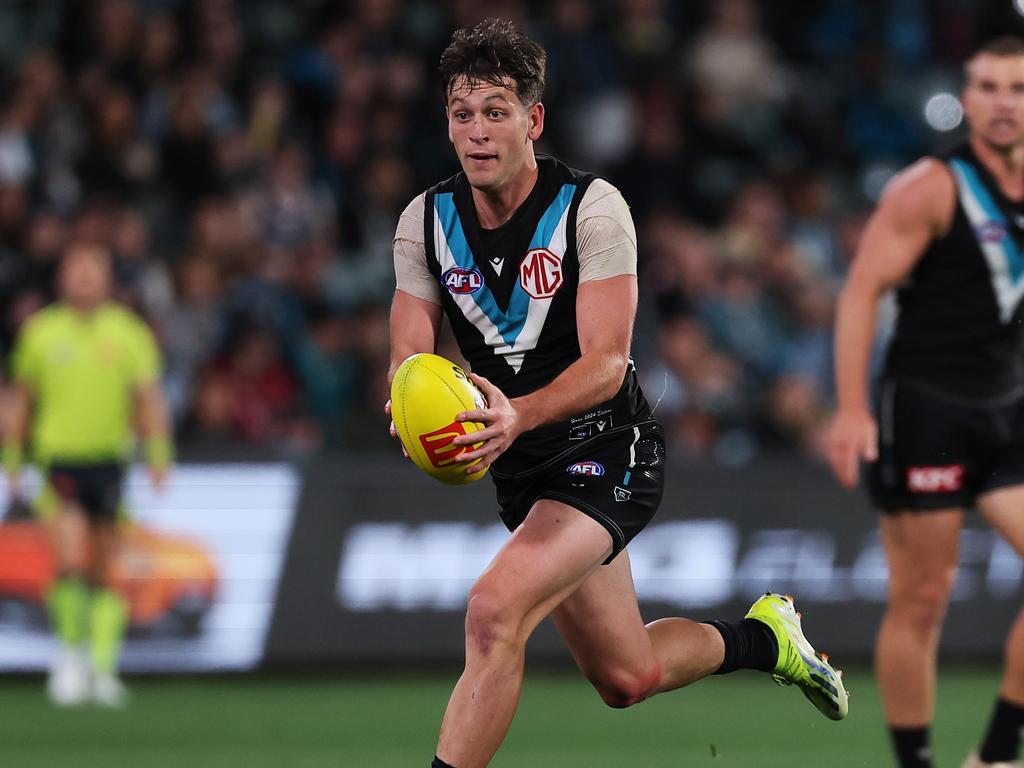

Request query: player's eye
[{"left": 489, "top": 110, "right": 505, "bottom": 119}]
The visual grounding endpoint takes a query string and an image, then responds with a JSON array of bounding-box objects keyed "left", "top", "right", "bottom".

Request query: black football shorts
[
  {"left": 491, "top": 420, "right": 665, "bottom": 563},
  {"left": 868, "top": 377, "right": 1024, "bottom": 512},
  {"left": 47, "top": 462, "right": 125, "bottom": 522}
]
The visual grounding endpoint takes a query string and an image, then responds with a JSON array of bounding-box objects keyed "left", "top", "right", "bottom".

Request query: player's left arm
[
  {"left": 129, "top": 317, "right": 173, "bottom": 489},
  {"left": 455, "top": 182, "right": 637, "bottom": 469}
]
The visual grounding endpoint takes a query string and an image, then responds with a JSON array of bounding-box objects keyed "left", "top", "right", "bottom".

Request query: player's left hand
[
  {"left": 453, "top": 373, "right": 522, "bottom": 472},
  {"left": 149, "top": 464, "right": 170, "bottom": 492},
  {"left": 384, "top": 399, "right": 410, "bottom": 459}
]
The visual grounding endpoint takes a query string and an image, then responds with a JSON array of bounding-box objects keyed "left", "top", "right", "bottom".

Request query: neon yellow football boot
[{"left": 745, "top": 592, "right": 849, "bottom": 721}]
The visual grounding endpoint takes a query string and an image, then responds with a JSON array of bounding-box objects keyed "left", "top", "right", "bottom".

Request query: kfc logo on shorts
[
  {"left": 975, "top": 221, "right": 1008, "bottom": 244},
  {"left": 443, "top": 267, "right": 483, "bottom": 295},
  {"left": 906, "top": 465, "right": 965, "bottom": 493},
  {"left": 567, "top": 461, "right": 604, "bottom": 476},
  {"left": 519, "top": 248, "right": 563, "bottom": 299}
]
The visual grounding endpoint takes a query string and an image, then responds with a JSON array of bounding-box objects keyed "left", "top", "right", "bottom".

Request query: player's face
[
  {"left": 963, "top": 54, "right": 1024, "bottom": 151},
  {"left": 60, "top": 246, "right": 112, "bottom": 309},
  {"left": 446, "top": 77, "right": 544, "bottom": 193}
]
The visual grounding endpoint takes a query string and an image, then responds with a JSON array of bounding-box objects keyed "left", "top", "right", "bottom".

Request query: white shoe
[
  {"left": 47, "top": 647, "right": 89, "bottom": 706},
  {"left": 962, "top": 752, "right": 1023, "bottom": 768},
  {"left": 91, "top": 672, "right": 129, "bottom": 708}
]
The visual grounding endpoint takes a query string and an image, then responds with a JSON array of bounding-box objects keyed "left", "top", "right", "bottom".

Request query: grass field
[{"left": 0, "top": 666, "right": 1004, "bottom": 767}]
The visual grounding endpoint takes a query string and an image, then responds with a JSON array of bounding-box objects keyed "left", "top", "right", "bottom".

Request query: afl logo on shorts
[
  {"left": 567, "top": 461, "right": 604, "bottom": 476},
  {"left": 520, "top": 248, "right": 563, "bottom": 299},
  {"left": 975, "top": 221, "right": 1008, "bottom": 243},
  {"left": 443, "top": 267, "right": 483, "bottom": 295}
]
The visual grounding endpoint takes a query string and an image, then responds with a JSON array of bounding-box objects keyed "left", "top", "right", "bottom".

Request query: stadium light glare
[
  {"left": 1016, "top": 0, "right": 1024, "bottom": 16},
  {"left": 923, "top": 92, "right": 963, "bottom": 131}
]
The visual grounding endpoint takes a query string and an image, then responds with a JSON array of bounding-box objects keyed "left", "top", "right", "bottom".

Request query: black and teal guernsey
[
  {"left": 422, "top": 155, "right": 652, "bottom": 475},
  {"left": 884, "top": 142, "right": 1024, "bottom": 400}
]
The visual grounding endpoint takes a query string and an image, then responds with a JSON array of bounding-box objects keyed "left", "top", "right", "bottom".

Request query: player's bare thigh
[
  {"left": 880, "top": 509, "right": 963, "bottom": 602},
  {"left": 978, "top": 485, "right": 1024, "bottom": 556},
  {"left": 551, "top": 549, "right": 656, "bottom": 679},
  {"left": 467, "top": 498, "right": 614, "bottom": 648},
  {"left": 48, "top": 503, "right": 89, "bottom": 572}
]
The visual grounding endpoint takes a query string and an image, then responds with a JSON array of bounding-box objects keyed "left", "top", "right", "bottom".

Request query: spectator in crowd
[{"left": 0, "top": 0, "right": 1006, "bottom": 462}]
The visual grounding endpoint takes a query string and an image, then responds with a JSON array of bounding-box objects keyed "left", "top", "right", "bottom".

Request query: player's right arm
[
  {"left": 827, "top": 159, "right": 956, "bottom": 489},
  {"left": 3, "top": 383, "right": 32, "bottom": 496},
  {"left": 4, "top": 318, "right": 39, "bottom": 496},
  {"left": 387, "top": 194, "right": 443, "bottom": 450}
]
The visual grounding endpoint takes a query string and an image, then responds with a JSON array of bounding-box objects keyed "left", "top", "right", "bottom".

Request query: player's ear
[
  {"left": 527, "top": 101, "right": 544, "bottom": 142},
  {"left": 446, "top": 107, "right": 454, "bottom": 144}
]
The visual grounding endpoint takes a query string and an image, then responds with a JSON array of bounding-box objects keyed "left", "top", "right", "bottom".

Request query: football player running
[
  {"left": 389, "top": 19, "right": 848, "bottom": 768},
  {"left": 829, "top": 36, "right": 1024, "bottom": 768}
]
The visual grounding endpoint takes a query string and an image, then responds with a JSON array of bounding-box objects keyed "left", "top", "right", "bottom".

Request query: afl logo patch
[
  {"left": 520, "top": 248, "right": 563, "bottom": 299},
  {"left": 567, "top": 461, "right": 604, "bottom": 476},
  {"left": 975, "top": 221, "right": 1008, "bottom": 243},
  {"left": 443, "top": 267, "right": 483, "bottom": 294}
]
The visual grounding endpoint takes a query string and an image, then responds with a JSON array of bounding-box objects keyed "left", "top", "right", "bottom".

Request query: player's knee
[
  {"left": 891, "top": 571, "right": 956, "bottom": 629},
  {"left": 464, "top": 591, "right": 521, "bottom": 658},
  {"left": 591, "top": 663, "right": 661, "bottom": 709}
]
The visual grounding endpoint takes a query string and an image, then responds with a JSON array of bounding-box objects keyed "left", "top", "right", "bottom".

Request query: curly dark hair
[{"left": 439, "top": 18, "right": 546, "bottom": 106}]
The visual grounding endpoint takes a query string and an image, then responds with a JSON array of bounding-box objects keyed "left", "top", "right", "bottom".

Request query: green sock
[
  {"left": 89, "top": 589, "right": 127, "bottom": 675},
  {"left": 46, "top": 576, "right": 88, "bottom": 646}
]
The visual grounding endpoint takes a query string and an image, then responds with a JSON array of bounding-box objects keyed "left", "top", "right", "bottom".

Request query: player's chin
[
  {"left": 983, "top": 126, "right": 1024, "bottom": 149},
  {"left": 463, "top": 166, "right": 502, "bottom": 190}
]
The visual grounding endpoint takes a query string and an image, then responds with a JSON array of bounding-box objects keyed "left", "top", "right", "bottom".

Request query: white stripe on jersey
[{"left": 432, "top": 199, "right": 572, "bottom": 374}]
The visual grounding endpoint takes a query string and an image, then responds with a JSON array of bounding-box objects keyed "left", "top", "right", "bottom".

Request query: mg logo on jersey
[
  {"left": 418, "top": 421, "right": 472, "bottom": 468},
  {"left": 519, "top": 248, "right": 563, "bottom": 299},
  {"left": 907, "top": 465, "right": 964, "bottom": 493},
  {"left": 567, "top": 461, "right": 604, "bottom": 476},
  {"left": 443, "top": 267, "right": 483, "bottom": 295}
]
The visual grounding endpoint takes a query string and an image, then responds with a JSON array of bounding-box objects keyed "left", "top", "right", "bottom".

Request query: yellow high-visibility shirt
[{"left": 12, "top": 302, "right": 160, "bottom": 463}]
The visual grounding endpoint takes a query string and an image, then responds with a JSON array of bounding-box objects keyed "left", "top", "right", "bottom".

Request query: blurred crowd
[{"left": 0, "top": 0, "right": 1010, "bottom": 461}]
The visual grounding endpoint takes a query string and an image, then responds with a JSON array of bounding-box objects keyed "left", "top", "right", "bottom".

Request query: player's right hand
[
  {"left": 384, "top": 399, "right": 409, "bottom": 459},
  {"left": 826, "top": 408, "right": 878, "bottom": 490}
]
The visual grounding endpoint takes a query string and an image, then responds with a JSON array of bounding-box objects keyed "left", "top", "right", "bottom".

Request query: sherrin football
[{"left": 390, "top": 353, "right": 489, "bottom": 485}]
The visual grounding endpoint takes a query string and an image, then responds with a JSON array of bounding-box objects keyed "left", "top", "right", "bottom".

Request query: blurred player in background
[
  {"left": 829, "top": 37, "right": 1024, "bottom": 768},
  {"left": 4, "top": 242, "right": 172, "bottom": 707},
  {"left": 389, "top": 19, "right": 847, "bottom": 768}
]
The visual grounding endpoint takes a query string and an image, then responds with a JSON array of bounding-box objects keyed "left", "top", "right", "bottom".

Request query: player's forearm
[
  {"left": 4, "top": 386, "right": 31, "bottom": 445},
  {"left": 136, "top": 383, "right": 173, "bottom": 468},
  {"left": 3, "top": 386, "right": 31, "bottom": 474},
  {"left": 389, "top": 290, "right": 441, "bottom": 384},
  {"left": 833, "top": 281, "right": 880, "bottom": 413},
  {"left": 138, "top": 386, "right": 171, "bottom": 439},
  {"left": 512, "top": 348, "right": 628, "bottom": 432}
]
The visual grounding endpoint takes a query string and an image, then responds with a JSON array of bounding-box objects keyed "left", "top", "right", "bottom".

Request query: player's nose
[{"left": 468, "top": 118, "right": 488, "bottom": 141}]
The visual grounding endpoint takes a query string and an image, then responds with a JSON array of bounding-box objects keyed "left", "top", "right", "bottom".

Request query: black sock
[
  {"left": 980, "top": 698, "right": 1024, "bottom": 762},
  {"left": 890, "top": 726, "right": 933, "bottom": 768},
  {"left": 704, "top": 618, "right": 778, "bottom": 674},
  {"left": 432, "top": 757, "right": 456, "bottom": 768}
]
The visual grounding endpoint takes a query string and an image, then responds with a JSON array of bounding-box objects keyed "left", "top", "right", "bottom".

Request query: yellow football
[{"left": 390, "top": 353, "right": 489, "bottom": 485}]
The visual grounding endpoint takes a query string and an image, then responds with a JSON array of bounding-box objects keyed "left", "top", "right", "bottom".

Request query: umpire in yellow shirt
[{"left": 4, "top": 242, "right": 172, "bottom": 707}]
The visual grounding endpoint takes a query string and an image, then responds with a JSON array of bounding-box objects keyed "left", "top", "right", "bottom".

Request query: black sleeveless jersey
[
  {"left": 884, "top": 142, "right": 1024, "bottom": 400},
  {"left": 422, "top": 155, "right": 652, "bottom": 475}
]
